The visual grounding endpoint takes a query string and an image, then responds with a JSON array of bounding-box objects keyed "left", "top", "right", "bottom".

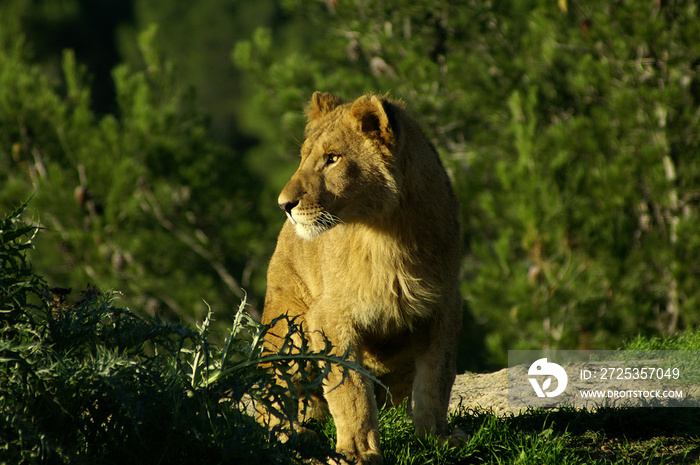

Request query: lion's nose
[{"left": 279, "top": 200, "right": 299, "bottom": 214}]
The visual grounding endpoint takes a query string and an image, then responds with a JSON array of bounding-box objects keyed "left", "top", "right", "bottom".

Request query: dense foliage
[
  {"left": 1, "top": 0, "right": 699, "bottom": 371},
  {"left": 234, "top": 0, "right": 700, "bottom": 367},
  {"left": 0, "top": 17, "right": 269, "bottom": 332}
]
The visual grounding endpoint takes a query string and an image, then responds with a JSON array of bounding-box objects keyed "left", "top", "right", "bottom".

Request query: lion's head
[{"left": 278, "top": 92, "right": 404, "bottom": 240}]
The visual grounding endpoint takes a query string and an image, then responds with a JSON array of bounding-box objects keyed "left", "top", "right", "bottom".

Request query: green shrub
[{"left": 0, "top": 203, "right": 370, "bottom": 464}]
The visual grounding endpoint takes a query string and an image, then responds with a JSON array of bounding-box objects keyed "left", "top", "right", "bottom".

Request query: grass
[
  {"left": 300, "top": 401, "right": 700, "bottom": 464},
  {"left": 2, "top": 202, "right": 700, "bottom": 464},
  {"left": 624, "top": 332, "right": 700, "bottom": 351}
]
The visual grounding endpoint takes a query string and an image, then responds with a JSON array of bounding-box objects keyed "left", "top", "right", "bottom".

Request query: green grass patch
[
  {"left": 625, "top": 332, "right": 700, "bottom": 351},
  {"left": 297, "top": 395, "right": 700, "bottom": 464},
  {"left": 349, "top": 404, "right": 700, "bottom": 464}
]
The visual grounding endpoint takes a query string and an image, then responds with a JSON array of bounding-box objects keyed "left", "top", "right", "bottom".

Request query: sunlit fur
[
  {"left": 260, "top": 92, "right": 463, "bottom": 465},
  {"left": 290, "top": 209, "right": 342, "bottom": 240}
]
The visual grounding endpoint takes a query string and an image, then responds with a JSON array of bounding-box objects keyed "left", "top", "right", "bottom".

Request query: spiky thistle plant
[{"left": 0, "top": 203, "right": 376, "bottom": 464}]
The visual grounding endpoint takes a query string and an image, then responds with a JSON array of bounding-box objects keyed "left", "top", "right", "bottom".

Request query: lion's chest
[{"left": 315, "top": 229, "right": 435, "bottom": 332}]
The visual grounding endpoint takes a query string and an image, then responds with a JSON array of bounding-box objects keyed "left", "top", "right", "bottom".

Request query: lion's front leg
[
  {"left": 324, "top": 366, "right": 382, "bottom": 465},
  {"left": 308, "top": 322, "right": 382, "bottom": 465}
]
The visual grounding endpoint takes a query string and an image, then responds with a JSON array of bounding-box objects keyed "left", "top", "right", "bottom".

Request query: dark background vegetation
[{"left": 1, "top": 0, "right": 699, "bottom": 371}]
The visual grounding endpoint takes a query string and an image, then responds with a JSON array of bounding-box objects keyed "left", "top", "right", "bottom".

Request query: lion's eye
[{"left": 326, "top": 153, "right": 341, "bottom": 165}]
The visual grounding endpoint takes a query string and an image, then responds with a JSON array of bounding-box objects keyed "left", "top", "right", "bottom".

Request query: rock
[{"left": 449, "top": 369, "right": 523, "bottom": 416}]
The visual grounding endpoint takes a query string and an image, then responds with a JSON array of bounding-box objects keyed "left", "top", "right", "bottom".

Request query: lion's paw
[{"left": 334, "top": 449, "right": 383, "bottom": 465}]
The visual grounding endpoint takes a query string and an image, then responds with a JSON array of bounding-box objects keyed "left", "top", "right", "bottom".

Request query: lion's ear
[
  {"left": 350, "top": 95, "right": 394, "bottom": 146},
  {"left": 306, "top": 92, "right": 345, "bottom": 121}
]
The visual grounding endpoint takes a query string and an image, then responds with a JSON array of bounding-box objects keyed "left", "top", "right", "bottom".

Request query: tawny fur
[{"left": 261, "top": 92, "right": 462, "bottom": 465}]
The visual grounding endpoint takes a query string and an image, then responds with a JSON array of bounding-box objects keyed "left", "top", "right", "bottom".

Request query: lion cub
[{"left": 262, "top": 92, "right": 462, "bottom": 465}]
